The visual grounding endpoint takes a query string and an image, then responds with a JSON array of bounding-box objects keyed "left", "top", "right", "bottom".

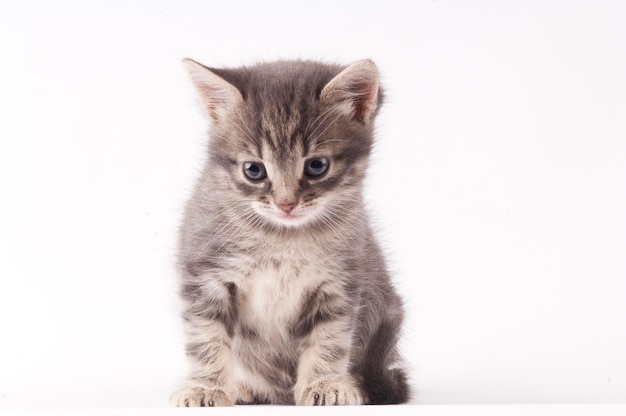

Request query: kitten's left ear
[{"left": 320, "top": 60, "right": 381, "bottom": 123}]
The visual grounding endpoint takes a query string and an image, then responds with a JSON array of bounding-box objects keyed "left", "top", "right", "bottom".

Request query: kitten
[{"left": 171, "top": 58, "right": 409, "bottom": 406}]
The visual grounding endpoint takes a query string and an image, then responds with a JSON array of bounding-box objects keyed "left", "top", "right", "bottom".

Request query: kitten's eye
[
  {"left": 243, "top": 162, "right": 267, "bottom": 181},
  {"left": 304, "top": 157, "right": 329, "bottom": 177}
]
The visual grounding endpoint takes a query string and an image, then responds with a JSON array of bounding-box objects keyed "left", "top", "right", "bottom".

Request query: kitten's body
[{"left": 172, "top": 59, "right": 409, "bottom": 406}]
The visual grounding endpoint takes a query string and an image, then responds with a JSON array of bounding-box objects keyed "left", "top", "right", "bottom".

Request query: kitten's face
[
  {"left": 229, "top": 127, "right": 366, "bottom": 229},
  {"left": 186, "top": 59, "right": 381, "bottom": 230},
  {"left": 241, "top": 151, "right": 335, "bottom": 228}
]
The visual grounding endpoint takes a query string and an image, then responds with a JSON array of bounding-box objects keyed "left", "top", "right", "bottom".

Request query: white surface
[
  {"left": 2, "top": 405, "right": 626, "bottom": 416},
  {"left": 1, "top": 0, "right": 625, "bottom": 410}
]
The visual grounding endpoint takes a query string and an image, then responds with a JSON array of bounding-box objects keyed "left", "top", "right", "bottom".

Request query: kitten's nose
[{"left": 277, "top": 201, "right": 297, "bottom": 213}]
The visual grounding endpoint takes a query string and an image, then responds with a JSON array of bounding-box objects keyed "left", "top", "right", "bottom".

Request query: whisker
[
  {"left": 309, "top": 111, "right": 348, "bottom": 151},
  {"left": 305, "top": 105, "right": 337, "bottom": 138}
]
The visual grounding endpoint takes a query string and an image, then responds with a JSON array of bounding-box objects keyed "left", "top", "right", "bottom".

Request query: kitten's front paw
[
  {"left": 296, "top": 376, "right": 364, "bottom": 406},
  {"left": 170, "top": 384, "right": 234, "bottom": 407}
]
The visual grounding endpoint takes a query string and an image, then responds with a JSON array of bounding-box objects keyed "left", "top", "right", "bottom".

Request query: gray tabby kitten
[{"left": 171, "top": 58, "right": 409, "bottom": 406}]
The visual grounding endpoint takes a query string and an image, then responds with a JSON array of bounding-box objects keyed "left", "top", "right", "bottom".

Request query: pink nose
[{"left": 277, "top": 202, "right": 297, "bottom": 213}]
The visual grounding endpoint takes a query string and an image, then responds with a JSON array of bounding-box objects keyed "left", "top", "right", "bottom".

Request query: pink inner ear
[
  {"left": 321, "top": 61, "right": 380, "bottom": 123},
  {"left": 350, "top": 80, "right": 377, "bottom": 122},
  {"left": 184, "top": 59, "right": 243, "bottom": 123},
  {"left": 198, "top": 85, "right": 228, "bottom": 121}
]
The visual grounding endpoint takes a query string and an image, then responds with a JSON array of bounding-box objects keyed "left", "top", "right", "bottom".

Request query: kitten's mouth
[
  {"left": 252, "top": 201, "right": 322, "bottom": 228},
  {"left": 277, "top": 211, "right": 304, "bottom": 221},
  {"left": 267, "top": 208, "right": 313, "bottom": 227},
  {"left": 280, "top": 211, "right": 301, "bottom": 219}
]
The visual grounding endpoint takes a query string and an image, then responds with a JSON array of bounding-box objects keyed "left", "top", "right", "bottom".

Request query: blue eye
[
  {"left": 243, "top": 162, "right": 267, "bottom": 181},
  {"left": 305, "top": 157, "right": 329, "bottom": 177}
]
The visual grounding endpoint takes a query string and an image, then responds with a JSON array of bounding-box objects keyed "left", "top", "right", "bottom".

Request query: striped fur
[{"left": 171, "top": 59, "right": 410, "bottom": 406}]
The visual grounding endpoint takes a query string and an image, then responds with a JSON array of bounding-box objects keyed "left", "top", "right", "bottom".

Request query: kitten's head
[{"left": 185, "top": 59, "right": 382, "bottom": 229}]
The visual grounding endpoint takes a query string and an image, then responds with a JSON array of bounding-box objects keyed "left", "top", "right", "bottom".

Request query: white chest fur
[
  {"left": 235, "top": 246, "right": 329, "bottom": 337},
  {"left": 241, "top": 262, "right": 313, "bottom": 332}
]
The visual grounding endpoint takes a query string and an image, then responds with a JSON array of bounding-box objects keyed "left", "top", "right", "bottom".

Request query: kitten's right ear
[{"left": 183, "top": 58, "right": 243, "bottom": 123}]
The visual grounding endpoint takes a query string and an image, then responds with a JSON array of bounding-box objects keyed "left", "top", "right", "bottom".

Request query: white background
[{"left": 1, "top": 0, "right": 625, "bottom": 410}]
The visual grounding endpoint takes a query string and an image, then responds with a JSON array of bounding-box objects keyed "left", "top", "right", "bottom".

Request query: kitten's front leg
[
  {"left": 171, "top": 280, "right": 238, "bottom": 407},
  {"left": 293, "top": 294, "right": 364, "bottom": 406}
]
